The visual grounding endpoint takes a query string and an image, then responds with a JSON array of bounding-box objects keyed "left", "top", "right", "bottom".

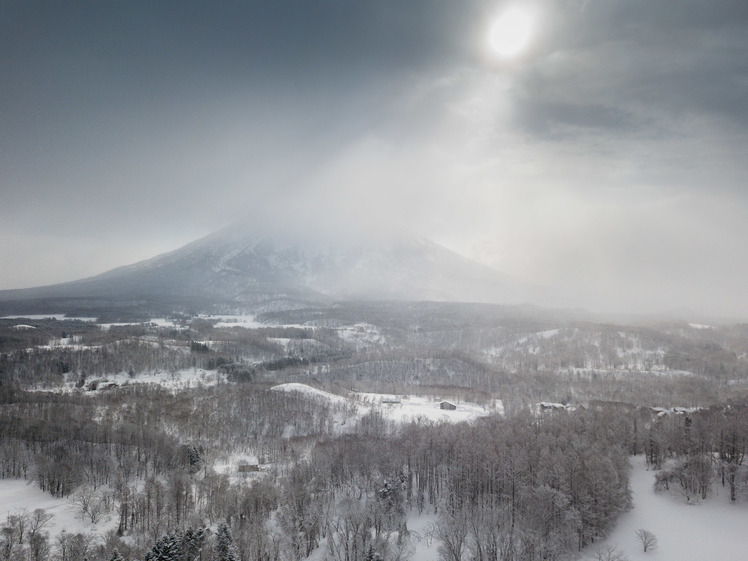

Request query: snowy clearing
[
  {"left": 201, "top": 314, "right": 265, "bottom": 329},
  {"left": 355, "top": 392, "right": 502, "bottom": 424},
  {"left": 1, "top": 314, "right": 97, "bottom": 322},
  {"left": 29, "top": 368, "right": 225, "bottom": 393},
  {"left": 271, "top": 383, "right": 501, "bottom": 426},
  {"left": 1, "top": 314, "right": 67, "bottom": 320},
  {"left": 99, "top": 368, "right": 225, "bottom": 390},
  {"left": 581, "top": 455, "right": 748, "bottom": 561},
  {"left": 336, "top": 323, "right": 385, "bottom": 348},
  {"left": 271, "top": 383, "right": 352, "bottom": 406},
  {"left": 0, "top": 480, "right": 116, "bottom": 539},
  {"left": 405, "top": 511, "right": 440, "bottom": 561}
]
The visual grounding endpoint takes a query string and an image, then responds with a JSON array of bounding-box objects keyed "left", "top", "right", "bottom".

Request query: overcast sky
[{"left": 2, "top": 0, "right": 748, "bottom": 318}]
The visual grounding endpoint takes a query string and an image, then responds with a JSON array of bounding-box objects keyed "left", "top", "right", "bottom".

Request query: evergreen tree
[
  {"left": 365, "top": 546, "right": 383, "bottom": 561},
  {"left": 187, "top": 447, "right": 202, "bottom": 474},
  {"left": 182, "top": 528, "right": 208, "bottom": 561},
  {"left": 213, "top": 523, "right": 238, "bottom": 561},
  {"left": 145, "top": 532, "right": 182, "bottom": 561}
]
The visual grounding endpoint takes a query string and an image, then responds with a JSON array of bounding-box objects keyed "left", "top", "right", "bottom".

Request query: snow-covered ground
[
  {"left": 212, "top": 452, "right": 272, "bottom": 484},
  {"left": 355, "top": 392, "right": 502, "bottom": 423},
  {"left": 203, "top": 314, "right": 265, "bottom": 329},
  {"left": 101, "top": 368, "right": 225, "bottom": 390},
  {"left": 98, "top": 322, "right": 143, "bottom": 330},
  {"left": 98, "top": 318, "right": 186, "bottom": 330},
  {"left": 29, "top": 368, "right": 225, "bottom": 393},
  {"left": 581, "top": 455, "right": 748, "bottom": 561},
  {"left": 271, "top": 383, "right": 364, "bottom": 434},
  {"left": 0, "top": 480, "right": 117, "bottom": 539},
  {"left": 302, "top": 455, "right": 748, "bottom": 561},
  {"left": 406, "top": 512, "right": 440, "bottom": 561},
  {"left": 33, "top": 335, "right": 98, "bottom": 351},
  {"left": 336, "top": 323, "right": 385, "bottom": 348},
  {"left": 199, "top": 315, "right": 386, "bottom": 352},
  {"left": 271, "top": 383, "right": 501, "bottom": 427},
  {"left": 271, "top": 383, "right": 353, "bottom": 407},
  {"left": 2, "top": 314, "right": 54, "bottom": 320}
]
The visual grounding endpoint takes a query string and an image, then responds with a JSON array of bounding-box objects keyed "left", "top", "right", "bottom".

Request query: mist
[{"left": 2, "top": 0, "right": 748, "bottom": 318}]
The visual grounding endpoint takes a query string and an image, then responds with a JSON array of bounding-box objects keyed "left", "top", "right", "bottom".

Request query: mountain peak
[{"left": 0, "top": 220, "right": 536, "bottom": 314}]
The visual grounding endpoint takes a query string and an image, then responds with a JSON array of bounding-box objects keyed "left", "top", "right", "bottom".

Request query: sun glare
[{"left": 488, "top": 6, "right": 535, "bottom": 59}]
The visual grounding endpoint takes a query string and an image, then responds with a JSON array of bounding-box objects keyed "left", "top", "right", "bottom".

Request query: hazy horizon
[{"left": 3, "top": 1, "right": 748, "bottom": 318}]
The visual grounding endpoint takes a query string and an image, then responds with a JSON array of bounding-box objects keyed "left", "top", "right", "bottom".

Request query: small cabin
[
  {"left": 439, "top": 401, "right": 457, "bottom": 411},
  {"left": 237, "top": 464, "right": 260, "bottom": 473}
]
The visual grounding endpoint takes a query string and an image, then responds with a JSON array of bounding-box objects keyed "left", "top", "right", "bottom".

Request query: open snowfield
[
  {"left": 27, "top": 368, "right": 226, "bottom": 394},
  {"left": 406, "top": 512, "right": 440, "bottom": 561},
  {"left": 271, "top": 382, "right": 352, "bottom": 406},
  {"left": 0, "top": 480, "right": 115, "bottom": 539},
  {"left": 581, "top": 455, "right": 748, "bottom": 561},
  {"left": 201, "top": 314, "right": 265, "bottom": 329},
  {"left": 271, "top": 383, "right": 501, "bottom": 427},
  {"left": 355, "top": 392, "right": 503, "bottom": 423},
  {"left": 1, "top": 314, "right": 96, "bottom": 322},
  {"left": 100, "top": 368, "right": 225, "bottom": 390}
]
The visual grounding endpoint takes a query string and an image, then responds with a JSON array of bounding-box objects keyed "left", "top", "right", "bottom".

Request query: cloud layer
[{"left": 2, "top": 0, "right": 748, "bottom": 317}]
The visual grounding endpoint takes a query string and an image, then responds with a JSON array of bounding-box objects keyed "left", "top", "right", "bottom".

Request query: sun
[{"left": 487, "top": 6, "right": 535, "bottom": 59}]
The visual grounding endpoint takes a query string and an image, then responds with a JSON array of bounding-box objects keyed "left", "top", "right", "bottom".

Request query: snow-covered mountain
[{"left": 0, "top": 221, "right": 536, "bottom": 312}]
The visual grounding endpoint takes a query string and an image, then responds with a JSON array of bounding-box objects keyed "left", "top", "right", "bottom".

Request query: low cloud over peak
[{"left": 2, "top": 1, "right": 748, "bottom": 318}]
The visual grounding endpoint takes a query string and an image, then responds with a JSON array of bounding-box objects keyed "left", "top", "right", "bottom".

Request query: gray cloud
[{"left": 2, "top": 0, "right": 748, "bottom": 317}]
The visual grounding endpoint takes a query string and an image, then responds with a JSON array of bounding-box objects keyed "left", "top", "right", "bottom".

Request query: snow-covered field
[
  {"left": 406, "top": 512, "right": 440, "bottom": 561},
  {"left": 336, "top": 323, "right": 385, "bottom": 348},
  {"left": 0, "top": 480, "right": 116, "bottom": 539},
  {"left": 1, "top": 314, "right": 97, "bottom": 322},
  {"left": 202, "top": 314, "right": 265, "bottom": 329},
  {"left": 271, "top": 383, "right": 501, "bottom": 426},
  {"left": 581, "top": 455, "right": 748, "bottom": 561},
  {"left": 354, "top": 392, "right": 503, "bottom": 423},
  {"left": 271, "top": 383, "right": 351, "bottom": 406},
  {"left": 99, "top": 368, "right": 226, "bottom": 390},
  {"left": 28, "top": 368, "right": 226, "bottom": 393}
]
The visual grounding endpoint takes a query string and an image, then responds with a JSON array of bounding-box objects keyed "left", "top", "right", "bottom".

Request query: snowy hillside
[{"left": 0, "top": 221, "right": 535, "bottom": 313}]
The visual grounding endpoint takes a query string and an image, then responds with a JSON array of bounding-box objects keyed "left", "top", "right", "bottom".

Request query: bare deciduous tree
[
  {"left": 55, "top": 531, "right": 93, "bottom": 561},
  {"left": 594, "top": 543, "right": 629, "bottom": 561},
  {"left": 635, "top": 529, "right": 657, "bottom": 552},
  {"left": 72, "top": 486, "right": 106, "bottom": 524},
  {"left": 28, "top": 510, "right": 53, "bottom": 542},
  {"left": 29, "top": 533, "right": 50, "bottom": 561}
]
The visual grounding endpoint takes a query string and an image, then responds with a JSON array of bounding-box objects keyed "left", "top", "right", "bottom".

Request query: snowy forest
[{"left": 2, "top": 302, "right": 748, "bottom": 561}]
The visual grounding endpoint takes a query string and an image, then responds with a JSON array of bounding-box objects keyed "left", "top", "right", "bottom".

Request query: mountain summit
[{"left": 0, "top": 220, "right": 535, "bottom": 314}]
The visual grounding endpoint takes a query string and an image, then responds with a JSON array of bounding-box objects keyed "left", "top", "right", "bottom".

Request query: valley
[
  {"left": 5, "top": 1, "right": 748, "bottom": 560},
  {"left": 2, "top": 302, "right": 748, "bottom": 561}
]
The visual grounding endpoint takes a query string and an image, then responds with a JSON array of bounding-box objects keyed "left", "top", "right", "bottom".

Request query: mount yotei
[{"left": 0, "top": 222, "right": 535, "bottom": 317}]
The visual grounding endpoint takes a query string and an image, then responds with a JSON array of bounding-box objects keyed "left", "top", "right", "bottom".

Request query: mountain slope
[{"left": 0, "top": 222, "right": 536, "bottom": 313}]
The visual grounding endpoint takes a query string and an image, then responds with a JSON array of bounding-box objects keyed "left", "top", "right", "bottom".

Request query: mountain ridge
[{"left": 0, "top": 222, "right": 538, "bottom": 315}]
